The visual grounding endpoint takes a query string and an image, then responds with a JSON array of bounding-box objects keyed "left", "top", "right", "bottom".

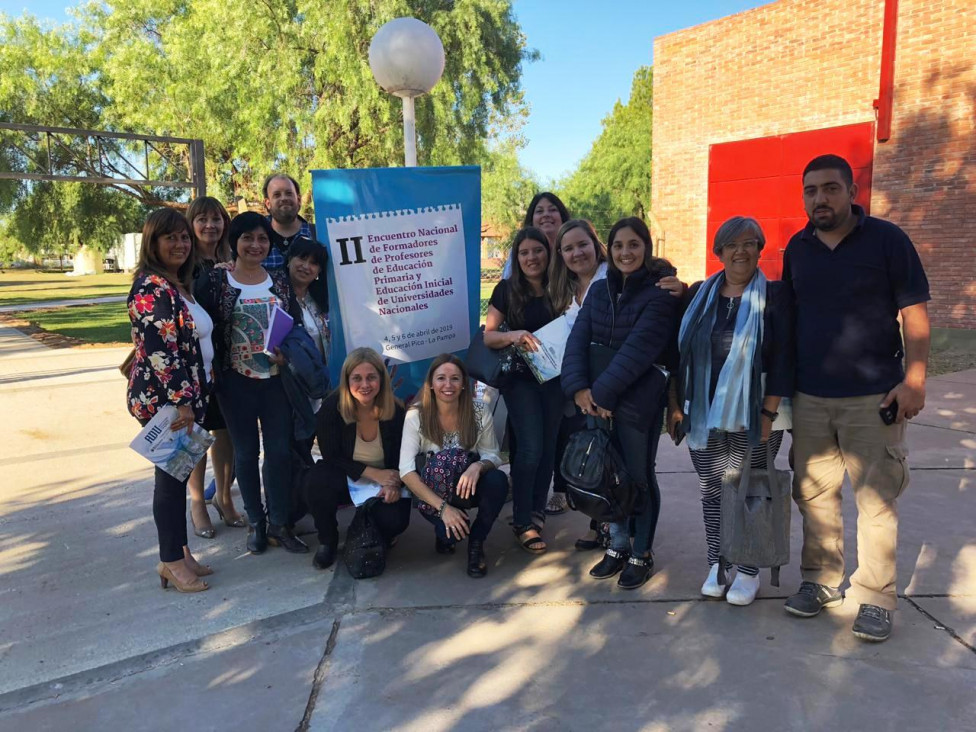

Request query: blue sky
[{"left": 3, "top": 0, "right": 770, "bottom": 182}]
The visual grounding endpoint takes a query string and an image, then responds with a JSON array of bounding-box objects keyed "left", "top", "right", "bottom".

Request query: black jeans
[
  {"left": 419, "top": 468, "right": 508, "bottom": 545},
  {"left": 305, "top": 461, "right": 411, "bottom": 548},
  {"left": 153, "top": 467, "right": 189, "bottom": 563},
  {"left": 502, "top": 376, "right": 564, "bottom": 526},
  {"left": 608, "top": 407, "right": 664, "bottom": 557},
  {"left": 217, "top": 370, "right": 293, "bottom": 526}
]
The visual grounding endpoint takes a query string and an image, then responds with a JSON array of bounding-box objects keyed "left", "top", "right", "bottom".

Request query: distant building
[{"left": 651, "top": 0, "right": 975, "bottom": 329}]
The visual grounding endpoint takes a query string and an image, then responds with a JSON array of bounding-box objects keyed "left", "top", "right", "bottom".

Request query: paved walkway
[
  {"left": 0, "top": 295, "right": 127, "bottom": 314},
  {"left": 0, "top": 328, "right": 973, "bottom": 731}
]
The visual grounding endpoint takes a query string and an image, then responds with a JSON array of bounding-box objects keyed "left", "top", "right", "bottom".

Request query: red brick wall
[{"left": 652, "top": 0, "right": 976, "bottom": 328}]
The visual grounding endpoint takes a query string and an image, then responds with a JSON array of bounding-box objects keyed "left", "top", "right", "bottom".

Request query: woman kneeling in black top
[{"left": 305, "top": 347, "right": 410, "bottom": 571}]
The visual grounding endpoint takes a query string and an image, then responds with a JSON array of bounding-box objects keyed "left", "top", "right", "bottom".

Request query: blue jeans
[
  {"left": 217, "top": 370, "right": 293, "bottom": 526},
  {"left": 502, "top": 376, "right": 564, "bottom": 527},
  {"left": 609, "top": 407, "right": 664, "bottom": 557},
  {"left": 420, "top": 468, "right": 509, "bottom": 545}
]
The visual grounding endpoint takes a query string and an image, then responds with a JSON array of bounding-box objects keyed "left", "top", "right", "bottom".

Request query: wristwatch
[{"left": 761, "top": 407, "right": 779, "bottom": 420}]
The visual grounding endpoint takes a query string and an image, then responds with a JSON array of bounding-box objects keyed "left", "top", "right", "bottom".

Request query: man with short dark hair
[
  {"left": 781, "top": 154, "right": 930, "bottom": 642},
  {"left": 262, "top": 173, "right": 318, "bottom": 269}
]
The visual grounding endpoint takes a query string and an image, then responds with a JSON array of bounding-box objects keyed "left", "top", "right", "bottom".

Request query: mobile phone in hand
[
  {"left": 879, "top": 399, "right": 899, "bottom": 426},
  {"left": 672, "top": 419, "right": 686, "bottom": 446}
]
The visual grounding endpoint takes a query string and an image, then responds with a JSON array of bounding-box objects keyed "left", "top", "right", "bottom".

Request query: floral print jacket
[{"left": 126, "top": 272, "right": 208, "bottom": 424}]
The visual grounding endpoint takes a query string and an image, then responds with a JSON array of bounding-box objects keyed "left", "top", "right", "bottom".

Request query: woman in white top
[
  {"left": 546, "top": 220, "right": 611, "bottom": 548},
  {"left": 399, "top": 354, "right": 509, "bottom": 578},
  {"left": 185, "top": 196, "right": 244, "bottom": 538},
  {"left": 195, "top": 212, "right": 306, "bottom": 556}
]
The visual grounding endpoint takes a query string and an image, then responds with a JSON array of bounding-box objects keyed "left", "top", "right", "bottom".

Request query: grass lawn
[
  {"left": 18, "top": 302, "right": 131, "bottom": 345},
  {"left": 0, "top": 271, "right": 131, "bottom": 307}
]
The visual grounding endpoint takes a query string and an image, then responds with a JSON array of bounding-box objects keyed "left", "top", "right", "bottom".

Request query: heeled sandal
[
  {"left": 514, "top": 524, "right": 547, "bottom": 554},
  {"left": 190, "top": 502, "right": 216, "bottom": 539},
  {"left": 211, "top": 497, "right": 246, "bottom": 528}
]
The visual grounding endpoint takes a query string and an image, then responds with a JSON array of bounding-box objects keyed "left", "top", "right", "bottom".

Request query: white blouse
[
  {"left": 562, "top": 261, "right": 608, "bottom": 328},
  {"left": 399, "top": 401, "right": 501, "bottom": 476}
]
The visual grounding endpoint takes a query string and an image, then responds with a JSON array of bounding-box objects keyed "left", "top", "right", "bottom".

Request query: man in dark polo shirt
[{"left": 781, "top": 154, "right": 930, "bottom": 642}]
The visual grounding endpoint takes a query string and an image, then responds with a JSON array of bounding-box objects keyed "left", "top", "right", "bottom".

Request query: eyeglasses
[{"left": 721, "top": 239, "right": 760, "bottom": 252}]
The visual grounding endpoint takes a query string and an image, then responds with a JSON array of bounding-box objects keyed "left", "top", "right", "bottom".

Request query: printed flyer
[
  {"left": 313, "top": 166, "right": 482, "bottom": 398},
  {"left": 325, "top": 205, "right": 469, "bottom": 362}
]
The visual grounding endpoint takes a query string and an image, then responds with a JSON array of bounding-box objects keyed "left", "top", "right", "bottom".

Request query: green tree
[
  {"left": 481, "top": 139, "right": 538, "bottom": 241},
  {"left": 6, "top": 182, "right": 145, "bottom": 259},
  {"left": 557, "top": 66, "right": 652, "bottom": 236},
  {"left": 82, "top": 0, "right": 535, "bottom": 206}
]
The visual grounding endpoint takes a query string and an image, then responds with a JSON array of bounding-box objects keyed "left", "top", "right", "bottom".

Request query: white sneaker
[
  {"left": 700, "top": 563, "right": 726, "bottom": 598},
  {"left": 726, "top": 572, "right": 761, "bottom": 606}
]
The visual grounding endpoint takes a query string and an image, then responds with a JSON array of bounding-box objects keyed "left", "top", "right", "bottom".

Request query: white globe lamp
[{"left": 369, "top": 17, "right": 445, "bottom": 166}]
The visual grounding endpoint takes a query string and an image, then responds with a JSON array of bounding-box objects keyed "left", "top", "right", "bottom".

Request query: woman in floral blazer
[{"left": 127, "top": 208, "right": 214, "bottom": 594}]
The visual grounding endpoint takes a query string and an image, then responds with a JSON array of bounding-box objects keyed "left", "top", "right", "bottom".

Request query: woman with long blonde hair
[
  {"left": 399, "top": 354, "right": 508, "bottom": 578},
  {"left": 304, "top": 347, "right": 409, "bottom": 571}
]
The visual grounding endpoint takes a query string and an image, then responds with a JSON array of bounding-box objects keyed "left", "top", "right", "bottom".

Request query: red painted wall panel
[{"left": 706, "top": 122, "right": 875, "bottom": 279}]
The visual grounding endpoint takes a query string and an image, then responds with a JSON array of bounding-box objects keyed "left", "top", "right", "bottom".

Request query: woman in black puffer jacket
[{"left": 562, "top": 217, "right": 679, "bottom": 590}]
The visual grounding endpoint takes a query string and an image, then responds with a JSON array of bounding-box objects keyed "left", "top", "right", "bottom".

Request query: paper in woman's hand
[
  {"left": 130, "top": 405, "right": 215, "bottom": 481},
  {"left": 514, "top": 317, "right": 571, "bottom": 383}
]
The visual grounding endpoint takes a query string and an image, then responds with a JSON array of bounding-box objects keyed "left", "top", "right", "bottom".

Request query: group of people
[{"left": 126, "top": 154, "right": 930, "bottom": 644}]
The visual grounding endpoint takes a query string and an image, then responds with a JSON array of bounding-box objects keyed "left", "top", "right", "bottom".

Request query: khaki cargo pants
[{"left": 792, "top": 392, "right": 910, "bottom": 610}]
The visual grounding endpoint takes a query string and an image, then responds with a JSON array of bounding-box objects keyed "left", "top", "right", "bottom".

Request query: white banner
[{"left": 326, "top": 205, "right": 470, "bottom": 362}]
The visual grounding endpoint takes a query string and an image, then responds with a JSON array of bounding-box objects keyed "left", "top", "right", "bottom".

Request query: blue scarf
[{"left": 677, "top": 269, "right": 766, "bottom": 450}]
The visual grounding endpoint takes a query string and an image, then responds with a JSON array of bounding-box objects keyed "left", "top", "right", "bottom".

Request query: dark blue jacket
[
  {"left": 562, "top": 266, "right": 678, "bottom": 421},
  {"left": 279, "top": 325, "right": 331, "bottom": 440}
]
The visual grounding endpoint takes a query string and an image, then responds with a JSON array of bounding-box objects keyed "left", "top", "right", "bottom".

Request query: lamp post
[{"left": 368, "top": 17, "right": 445, "bottom": 167}]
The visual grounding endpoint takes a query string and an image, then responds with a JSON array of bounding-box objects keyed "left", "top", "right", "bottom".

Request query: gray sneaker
[
  {"left": 784, "top": 581, "right": 844, "bottom": 617},
  {"left": 852, "top": 604, "right": 892, "bottom": 642}
]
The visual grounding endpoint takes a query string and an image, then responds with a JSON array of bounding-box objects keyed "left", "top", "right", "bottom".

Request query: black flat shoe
[
  {"left": 435, "top": 537, "right": 456, "bottom": 555},
  {"left": 247, "top": 520, "right": 268, "bottom": 555},
  {"left": 589, "top": 549, "right": 628, "bottom": 579},
  {"left": 575, "top": 533, "right": 601, "bottom": 551},
  {"left": 267, "top": 524, "right": 309, "bottom": 554},
  {"left": 467, "top": 539, "right": 487, "bottom": 578},
  {"left": 312, "top": 542, "right": 337, "bottom": 570},
  {"left": 617, "top": 555, "right": 654, "bottom": 590}
]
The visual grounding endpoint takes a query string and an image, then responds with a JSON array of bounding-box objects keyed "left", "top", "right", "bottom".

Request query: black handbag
[
  {"left": 559, "top": 416, "right": 637, "bottom": 523},
  {"left": 465, "top": 325, "right": 519, "bottom": 388},
  {"left": 342, "top": 497, "right": 387, "bottom": 579}
]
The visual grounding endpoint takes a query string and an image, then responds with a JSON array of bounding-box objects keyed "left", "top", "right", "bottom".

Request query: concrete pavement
[{"left": 0, "top": 324, "right": 973, "bottom": 731}]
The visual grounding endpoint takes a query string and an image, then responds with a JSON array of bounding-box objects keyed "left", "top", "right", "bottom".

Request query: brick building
[{"left": 651, "top": 0, "right": 975, "bottom": 329}]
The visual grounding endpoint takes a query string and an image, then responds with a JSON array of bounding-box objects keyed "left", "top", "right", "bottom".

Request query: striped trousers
[{"left": 688, "top": 430, "right": 784, "bottom": 576}]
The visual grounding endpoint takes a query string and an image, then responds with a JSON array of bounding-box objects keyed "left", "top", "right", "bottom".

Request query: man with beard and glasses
[{"left": 781, "top": 154, "right": 930, "bottom": 643}]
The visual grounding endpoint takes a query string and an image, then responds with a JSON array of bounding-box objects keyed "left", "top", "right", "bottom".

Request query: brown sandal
[{"left": 514, "top": 525, "right": 547, "bottom": 554}]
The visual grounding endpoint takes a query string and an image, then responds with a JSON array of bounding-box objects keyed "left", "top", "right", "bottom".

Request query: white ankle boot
[
  {"left": 700, "top": 563, "right": 726, "bottom": 598},
  {"left": 726, "top": 572, "right": 761, "bottom": 606}
]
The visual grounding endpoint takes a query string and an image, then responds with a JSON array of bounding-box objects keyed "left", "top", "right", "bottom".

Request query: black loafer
[
  {"left": 467, "top": 539, "right": 487, "bottom": 578},
  {"left": 267, "top": 524, "right": 310, "bottom": 554},
  {"left": 246, "top": 520, "right": 268, "bottom": 555},
  {"left": 589, "top": 549, "right": 628, "bottom": 579},
  {"left": 435, "top": 537, "right": 456, "bottom": 555},
  {"left": 617, "top": 555, "right": 654, "bottom": 590},
  {"left": 784, "top": 581, "right": 844, "bottom": 617},
  {"left": 312, "top": 542, "right": 337, "bottom": 570}
]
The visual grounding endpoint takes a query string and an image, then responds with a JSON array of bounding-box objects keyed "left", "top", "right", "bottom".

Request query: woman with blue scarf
[{"left": 669, "top": 216, "right": 794, "bottom": 607}]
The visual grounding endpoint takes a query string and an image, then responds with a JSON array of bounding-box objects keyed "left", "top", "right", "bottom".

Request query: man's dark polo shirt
[{"left": 782, "top": 205, "right": 930, "bottom": 398}]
